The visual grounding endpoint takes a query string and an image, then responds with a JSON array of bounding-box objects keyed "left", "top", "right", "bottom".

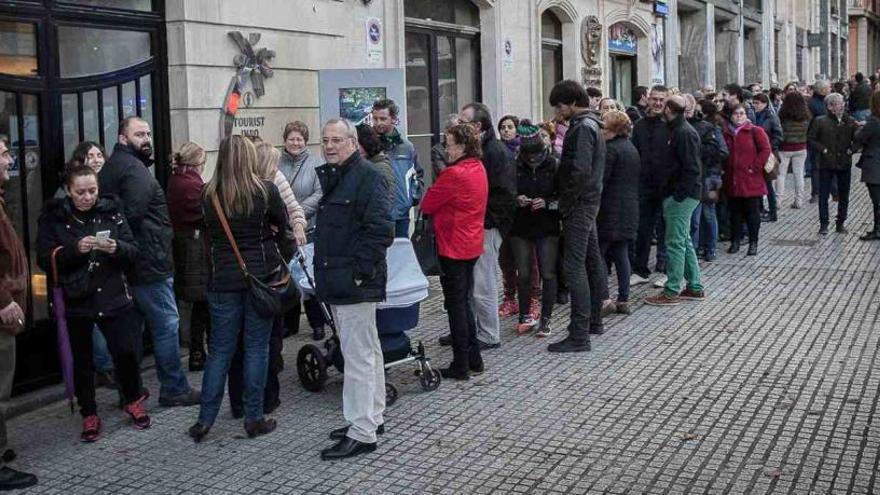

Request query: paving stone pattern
[{"left": 7, "top": 173, "right": 880, "bottom": 494}]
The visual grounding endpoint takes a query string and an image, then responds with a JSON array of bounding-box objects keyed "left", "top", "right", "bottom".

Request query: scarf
[
  {"left": 379, "top": 128, "right": 404, "bottom": 152},
  {"left": 503, "top": 137, "right": 521, "bottom": 156}
]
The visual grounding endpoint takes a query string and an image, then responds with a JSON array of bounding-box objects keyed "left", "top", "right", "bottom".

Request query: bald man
[
  {"left": 98, "top": 116, "right": 200, "bottom": 407},
  {"left": 644, "top": 95, "right": 705, "bottom": 307}
]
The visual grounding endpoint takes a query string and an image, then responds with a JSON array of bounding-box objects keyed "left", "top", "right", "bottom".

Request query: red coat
[
  {"left": 420, "top": 156, "right": 488, "bottom": 260},
  {"left": 722, "top": 122, "right": 771, "bottom": 198}
]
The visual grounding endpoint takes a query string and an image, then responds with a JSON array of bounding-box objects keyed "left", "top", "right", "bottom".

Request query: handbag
[
  {"left": 763, "top": 152, "right": 780, "bottom": 180},
  {"left": 410, "top": 211, "right": 441, "bottom": 276},
  {"left": 211, "top": 194, "right": 295, "bottom": 318}
]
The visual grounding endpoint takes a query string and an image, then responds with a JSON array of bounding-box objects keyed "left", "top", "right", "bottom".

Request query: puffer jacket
[
  {"left": 597, "top": 136, "right": 640, "bottom": 242},
  {"left": 855, "top": 115, "right": 880, "bottom": 184},
  {"left": 480, "top": 131, "right": 517, "bottom": 233},
  {"left": 279, "top": 149, "right": 323, "bottom": 229},
  {"left": 689, "top": 117, "right": 729, "bottom": 178},
  {"left": 420, "top": 156, "right": 488, "bottom": 260},
  {"left": 314, "top": 152, "right": 393, "bottom": 305},
  {"left": 202, "top": 180, "right": 294, "bottom": 293},
  {"left": 510, "top": 150, "right": 560, "bottom": 239},
  {"left": 557, "top": 110, "right": 605, "bottom": 220},
  {"left": 380, "top": 129, "right": 424, "bottom": 221},
  {"left": 808, "top": 113, "right": 859, "bottom": 170},
  {"left": 36, "top": 196, "right": 138, "bottom": 318},
  {"left": 722, "top": 122, "right": 771, "bottom": 198},
  {"left": 98, "top": 143, "right": 173, "bottom": 285},
  {"left": 167, "top": 166, "right": 208, "bottom": 302}
]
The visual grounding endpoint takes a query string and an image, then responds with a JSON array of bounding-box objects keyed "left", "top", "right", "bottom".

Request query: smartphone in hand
[{"left": 95, "top": 230, "right": 111, "bottom": 248}]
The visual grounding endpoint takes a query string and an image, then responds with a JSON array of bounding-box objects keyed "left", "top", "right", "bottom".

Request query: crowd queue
[{"left": 0, "top": 69, "right": 879, "bottom": 489}]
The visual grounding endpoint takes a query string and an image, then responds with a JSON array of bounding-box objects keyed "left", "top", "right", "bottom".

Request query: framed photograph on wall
[{"left": 318, "top": 68, "right": 407, "bottom": 135}]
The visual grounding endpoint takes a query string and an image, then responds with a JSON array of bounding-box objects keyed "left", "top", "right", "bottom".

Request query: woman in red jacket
[
  {"left": 420, "top": 124, "right": 489, "bottom": 381},
  {"left": 722, "top": 104, "right": 772, "bottom": 256}
]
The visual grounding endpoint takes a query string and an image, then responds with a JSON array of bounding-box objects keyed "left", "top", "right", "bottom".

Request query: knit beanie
[{"left": 517, "top": 124, "right": 544, "bottom": 154}]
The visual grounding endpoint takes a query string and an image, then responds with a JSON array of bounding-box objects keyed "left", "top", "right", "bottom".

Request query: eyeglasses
[{"left": 322, "top": 137, "right": 350, "bottom": 145}]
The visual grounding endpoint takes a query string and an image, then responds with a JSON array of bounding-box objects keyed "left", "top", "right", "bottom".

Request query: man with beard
[
  {"left": 99, "top": 117, "right": 200, "bottom": 407},
  {"left": 546, "top": 80, "right": 606, "bottom": 353}
]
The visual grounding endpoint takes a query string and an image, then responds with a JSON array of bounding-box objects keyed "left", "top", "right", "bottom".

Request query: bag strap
[
  {"left": 211, "top": 194, "right": 250, "bottom": 278},
  {"left": 50, "top": 246, "right": 63, "bottom": 283}
]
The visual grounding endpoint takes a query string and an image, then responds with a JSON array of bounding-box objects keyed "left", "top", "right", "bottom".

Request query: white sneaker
[
  {"left": 653, "top": 275, "right": 668, "bottom": 288},
  {"left": 629, "top": 274, "right": 650, "bottom": 286}
]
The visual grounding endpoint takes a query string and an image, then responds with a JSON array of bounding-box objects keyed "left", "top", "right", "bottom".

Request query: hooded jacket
[{"left": 36, "top": 196, "right": 138, "bottom": 318}]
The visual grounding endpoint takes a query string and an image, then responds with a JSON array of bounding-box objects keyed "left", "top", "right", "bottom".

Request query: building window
[
  {"left": 404, "top": 0, "right": 481, "bottom": 184},
  {"left": 0, "top": 22, "right": 38, "bottom": 77},
  {"left": 541, "top": 11, "right": 563, "bottom": 121}
]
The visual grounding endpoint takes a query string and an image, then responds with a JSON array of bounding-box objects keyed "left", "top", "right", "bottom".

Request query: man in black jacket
[
  {"left": 99, "top": 117, "right": 199, "bottom": 407},
  {"left": 456, "top": 102, "right": 516, "bottom": 349},
  {"left": 546, "top": 80, "right": 606, "bottom": 353},
  {"left": 315, "top": 119, "right": 393, "bottom": 460},
  {"left": 645, "top": 96, "right": 705, "bottom": 306},
  {"left": 849, "top": 72, "right": 872, "bottom": 122},
  {"left": 631, "top": 85, "right": 671, "bottom": 285}
]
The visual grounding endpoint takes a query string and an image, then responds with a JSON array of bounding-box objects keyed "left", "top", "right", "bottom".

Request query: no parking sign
[{"left": 366, "top": 17, "right": 383, "bottom": 64}]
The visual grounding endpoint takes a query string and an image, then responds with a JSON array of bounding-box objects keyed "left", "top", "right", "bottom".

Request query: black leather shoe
[
  {"left": 329, "top": 424, "right": 385, "bottom": 440},
  {"left": 244, "top": 418, "right": 277, "bottom": 438},
  {"left": 818, "top": 224, "right": 829, "bottom": 235},
  {"left": 0, "top": 467, "right": 37, "bottom": 491},
  {"left": 747, "top": 242, "right": 758, "bottom": 256},
  {"left": 438, "top": 335, "right": 452, "bottom": 346},
  {"left": 469, "top": 354, "right": 485, "bottom": 373},
  {"left": 320, "top": 437, "right": 377, "bottom": 461},
  {"left": 188, "top": 423, "right": 210, "bottom": 443},
  {"left": 836, "top": 223, "right": 848, "bottom": 234},
  {"left": 312, "top": 326, "right": 326, "bottom": 341},
  {"left": 2, "top": 449, "right": 15, "bottom": 464},
  {"left": 727, "top": 241, "right": 740, "bottom": 254},
  {"left": 588, "top": 325, "right": 605, "bottom": 335},
  {"left": 859, "top": 231, "right": 880, "bottom": 241},
  {"left": 547, "top": 336, "right": 591, "bottom": 353},
  {"left": 440, "top": 365, "right": 470, "bottom": 381}
]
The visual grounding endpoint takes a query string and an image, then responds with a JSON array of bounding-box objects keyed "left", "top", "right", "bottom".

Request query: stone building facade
[{"left": 848, "top": 0, "right": 880, "bottom": 76}]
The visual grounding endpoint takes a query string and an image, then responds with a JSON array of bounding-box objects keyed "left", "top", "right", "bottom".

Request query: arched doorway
[
  {"left": 608, "top": 23, "right": 639, "bottom": 105},
  {"left": 540, "top": 10, "right": 563, "bottom": 121},
  {"left": 404, "top": 0, "right": 481, "bottom": 183},
  {"left": 0, "top": 1, "right": 169, "bottom": 393}
]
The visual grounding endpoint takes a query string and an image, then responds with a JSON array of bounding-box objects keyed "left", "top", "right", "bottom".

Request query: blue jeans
[
  {"left": 395, "top": 218, "right": 410, "bottom": 238},
  {"left": 92, "top": 327, "right": 114, "bottom": 372},
  {"left": 131, "top": 277, "right": 191, "bottom": 398},
  {"left": 199, "top": 291, "right": 273, "bottom": 425},
  {"left": 690, "top": 202, "right": 718, "bottom": 256}
]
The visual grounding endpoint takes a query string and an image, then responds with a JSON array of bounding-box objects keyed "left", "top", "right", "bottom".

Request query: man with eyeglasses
[
  {"left": 0, "top": 136, "right": 38, "bottom": 491},
  {"left": 315, "top": 119, "right": 392, "bottom": 460}
]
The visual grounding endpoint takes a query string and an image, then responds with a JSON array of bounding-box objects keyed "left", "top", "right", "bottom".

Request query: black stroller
[{"left": 292, "top": 240, "right": 441, "bottom": 406}]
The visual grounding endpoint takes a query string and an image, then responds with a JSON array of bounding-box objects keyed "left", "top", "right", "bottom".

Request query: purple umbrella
[{"left": 51, "top": 247, "right": 75, "bottom": 414}]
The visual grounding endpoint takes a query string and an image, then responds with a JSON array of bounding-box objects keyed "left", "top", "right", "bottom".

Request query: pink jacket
[{"left": 273, "top": 170, "right": 306, "bottom": 230}]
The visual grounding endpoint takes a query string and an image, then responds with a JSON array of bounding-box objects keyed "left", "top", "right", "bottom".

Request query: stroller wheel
[
  {"left": 385, "top": 383, "right": 399, "bottom": 407},
  {"left": 297, "top": 344, "right": 328, "bottom": 392},
  {"left": 419, "top": 367, "right": 442, "bottom": 392}
]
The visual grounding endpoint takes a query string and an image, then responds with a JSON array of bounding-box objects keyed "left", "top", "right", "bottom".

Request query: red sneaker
[
  {"left": 81, "top": 415, "right": 101, "bottom": 443},
  {"left": 124, "top": 396, "right": 152, "bottom": 430},
  {"left": 644, "top": 293, "right": 682, "bottom": 306},
  {"left": 498, "top": 299, "right": 517, "bottom": 317}
]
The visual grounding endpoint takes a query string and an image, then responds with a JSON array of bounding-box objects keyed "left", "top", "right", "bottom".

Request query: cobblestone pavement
[{"left": 7, "top": 173, "right": 880, "bottom": 495}]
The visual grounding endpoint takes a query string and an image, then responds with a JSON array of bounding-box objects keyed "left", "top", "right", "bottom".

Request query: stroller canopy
[{"left": 292, "top": 238, "right": 430, "bottom": 309}]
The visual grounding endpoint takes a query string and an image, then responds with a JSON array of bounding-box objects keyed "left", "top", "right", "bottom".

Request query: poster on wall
[
  {"left": 366, "top": 17, "right": 383, "bottom": 64},
  {"left": 651, "top": 23, "right": 665, "bottom": 85},
  {"left": 339, "top": 87, "right": 388, "bottom": 125},
  {"left": 319, "top": 69, "right": 407, "bottom": 134},
  {"left": 503, "top": 38, "right": 514, "bottom": 70}
]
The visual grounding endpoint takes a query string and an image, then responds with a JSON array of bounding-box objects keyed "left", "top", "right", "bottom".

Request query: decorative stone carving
[
  {"left": 580, "top": 15, "right": 603, "bottom": 88},
  {"left": 221, "top": 32, "right": 276, "bottom": 137}
]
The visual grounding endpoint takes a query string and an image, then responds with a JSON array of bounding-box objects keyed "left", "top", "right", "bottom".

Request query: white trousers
[
  {"left": 331, "top": 302, "right": 384, "bottom": 443},
  {"left": 776, "top": 149, "right": 808, "bottom": 206},
  {"left": 473, "top": 228, "right": 502, "bottom": 345}
]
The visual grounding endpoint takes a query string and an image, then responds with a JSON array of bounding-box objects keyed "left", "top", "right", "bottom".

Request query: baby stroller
[{"left": 292, "top": 238, "right": 441, "bottom": 406}]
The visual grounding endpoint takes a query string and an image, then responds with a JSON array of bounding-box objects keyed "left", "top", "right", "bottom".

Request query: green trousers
[{"left": 662, "top": 197, "right": 703, "bottom": 296}]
